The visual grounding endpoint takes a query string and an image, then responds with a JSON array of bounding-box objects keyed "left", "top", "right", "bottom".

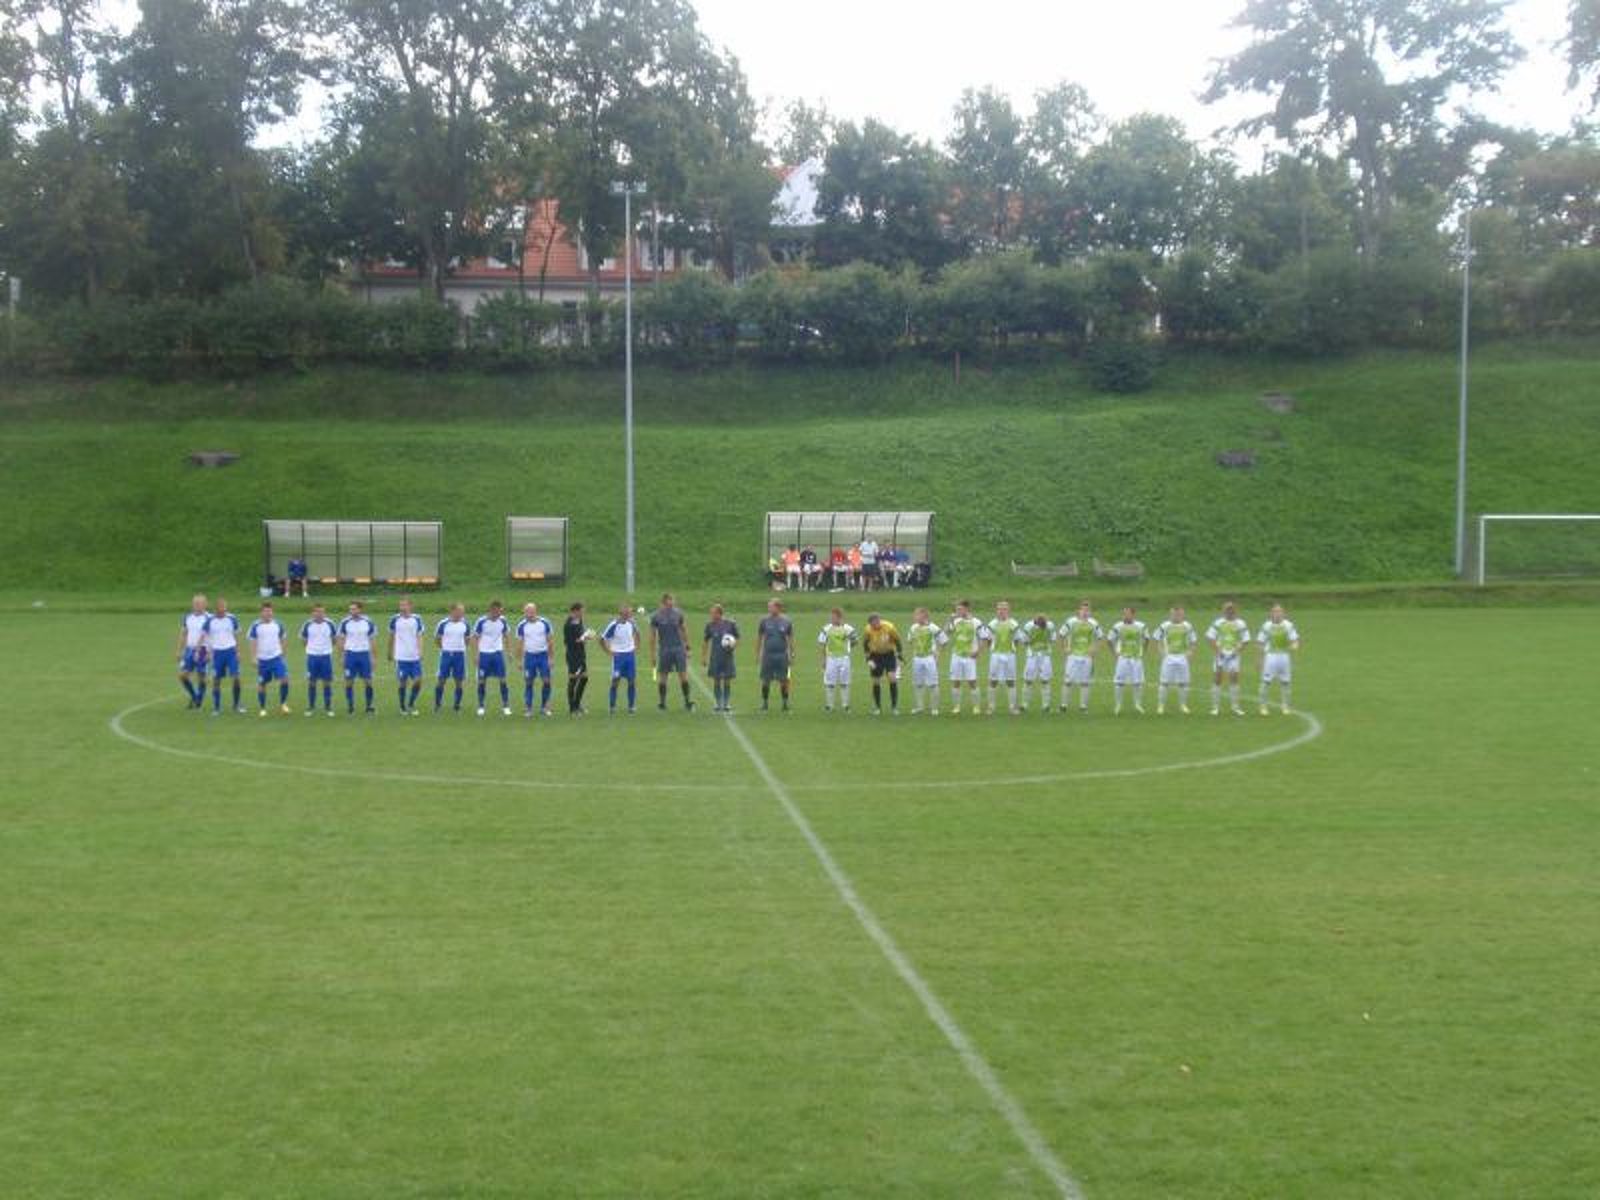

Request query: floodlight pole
[
  {"left": 1453, "top": 210, "right": 1471, "bottom": 577},
  {"left": 611, "top": 181, "right": 645, "bottom": 594}
]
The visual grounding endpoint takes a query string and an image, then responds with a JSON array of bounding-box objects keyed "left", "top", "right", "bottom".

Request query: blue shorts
[
  {"left": 611, "top": 651, "right": 637, "bottom": 681},
  {"left": 211, "top": 647, "right": 239, "bottom": 678},
  {"left": 343, "top": 650, "right": 372, "bottom": 680},
  {"left": 257, "top": 656, "right": 289, "bottom": 684},
  {"left": 438, "top": 650, "right": 466, "bottom": 681},
  {"left": 477, "top": 650, "right": 506, "bottom": 679},
  {"left": 395, "top": 659, "right": 423, "bottom": 681},
  {"left": 180, "top": 647, "right": 208, "bottom": 674},
  {"left": 523, "top": 651, "right": 552, "bottom": 679},
  {"left": 306, "top": 654, "right": 334, "bottom": 682}
]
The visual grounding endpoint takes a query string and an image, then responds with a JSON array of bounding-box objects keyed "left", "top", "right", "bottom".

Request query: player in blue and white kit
[
  {"left": 434, "top": 603, "right": 470, "bottom": 713},
  {"left": 300, "top": 603, "right": 338, "bottom": 715},
  {"left": 176, "top": 593, "right": 210, "bottom": 709},
  {"left": 517, "top": 602, "right": 555, "bottom": 717},
  {"left": 204, "top": 598, "right": 243, "bottom": 714},
  {"left": 473, "top": 600, "right": 513, "bottom": 717},
  {"left": 388, "top": 596, "right": 426, "bottom": 715},
  {"left": 601, "top": 603, "right": 640, "bottom": 714},
  {"left": 338, "top": 600, "right": 377, "bottom": 715},
  {"left": 248, "top": 602, "right": 292, "bottom": 716}
]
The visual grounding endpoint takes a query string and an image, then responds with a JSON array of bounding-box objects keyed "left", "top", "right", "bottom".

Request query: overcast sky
[{"left": 692, "top": 0, "right": 1582, "bottom": 157}]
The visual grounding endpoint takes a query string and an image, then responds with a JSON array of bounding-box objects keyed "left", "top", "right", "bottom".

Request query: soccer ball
[{"left": 721, "top": 633, "right": 737, "bottom": 650}]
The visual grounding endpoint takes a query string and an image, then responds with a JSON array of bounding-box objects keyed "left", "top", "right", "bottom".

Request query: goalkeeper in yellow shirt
[{"left": 861, "top": 612, "right": 904, "bottom": 716}]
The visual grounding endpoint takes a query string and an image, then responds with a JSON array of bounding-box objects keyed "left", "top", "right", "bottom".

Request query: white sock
[
  {"left": 1211, "top": 683, "right": 1221, "bottom": 708},
  {"left": 1007, "top": 684, "right": 1017, "bottom": 710},
  {"left": 1179, "top": 685, "right": 1188, "bottom": 707},
  {"left": 824, "top": 683, "right": 834, "bottom": 708},
  {"left": 1281, "top": 684, "right": 1291, "bottom": 710},
  {"left": 1230, "top": 683, "right": 1240, "bottom": 708},
  {"left": 1158, "top": 684, "right": 1167, "bottom": 707},
  {"left": 1114, "top": 683, "right": 1123, "bottom": 710}
]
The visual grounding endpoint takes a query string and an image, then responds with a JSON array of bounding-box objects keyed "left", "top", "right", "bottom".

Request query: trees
[
  {"left": 813, "top": 118, "right": 957, "bottom": 273},
  {"left": 1571, "top": 0, "right": 1600, "bottom": 107},
  {"left": 947, "top": 87, "right": 1031, "bottom": 251},
  {"left": 320, "top": 0, "right": 520, "bottom": 298},
  {"left": 100, "top": 0, "right": 316, "bottom": 290},
  {"left": 1070, "top": 114, "right": 1232, "bottom": 262},
  {"left": 1206, "top": 0, "right": 1521, "bottom": 259}
]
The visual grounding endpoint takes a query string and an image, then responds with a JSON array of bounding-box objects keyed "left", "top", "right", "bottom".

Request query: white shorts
[
  {"left": 823, "top": 656, "right": 852, "bottom": 686},
  {"left": 1159, "top": 655, "right": 1190, "bottom": 686},
  {"left": 1065, "top": 654, "right": 1094, "bottom": 685},
  {"left": 1213, "top": 651, "right": 1241, "bottom": 676},
  {"left": 911, "top": 655, "right": 939, "bottom": 688},
  {"left": 1113, "top": 658, "right": 1145, "bottom": 685},
  {"left": 1023, "top": 652, "right": 1053, "bottom": 682},
  {"left": 1262, "top": 652, "right": 1292, "bottom": 683},
  {"left": 949, "top": 654, "right": 978, "bottom": 683},
  {"left": 988, "top": 652, "right": 1017, "bottom": 683}
]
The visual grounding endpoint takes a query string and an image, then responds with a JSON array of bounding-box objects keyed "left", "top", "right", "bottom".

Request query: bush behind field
[
  {"left": 1, "top": 345, "right": 1597, "bottom": 593},
  {"left": 5, "top": 248, "right": 1600, "bottom": 379}
]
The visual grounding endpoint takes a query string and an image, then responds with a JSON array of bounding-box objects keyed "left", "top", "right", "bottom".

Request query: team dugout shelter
[
  {"left": 262, "top": 519, "right": 443, "bottom": 590},
  {"left": 506, "top": 516, "right": 570, "bottom": 583},
  {"left": 764, "top": 511, "right": 935, "bottom": 588}
]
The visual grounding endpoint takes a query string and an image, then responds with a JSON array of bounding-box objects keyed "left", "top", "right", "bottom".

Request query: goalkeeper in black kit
[{"left": 563, "top": 602, "right": 593, "bottom": 715}]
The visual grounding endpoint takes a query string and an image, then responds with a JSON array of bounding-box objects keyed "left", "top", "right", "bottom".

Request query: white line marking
[
  {"left": 108, "top": 695, "right": 756, "bottom": 795},
  {"left": 788, "top": 710, "right": 1324, "bottom": 792},
  {"left": 697, "top": 679, "right": 1086, "bottom": 1199}
]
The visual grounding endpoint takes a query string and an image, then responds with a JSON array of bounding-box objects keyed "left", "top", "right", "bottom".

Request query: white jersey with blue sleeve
[
  {"left": 339, "top": 616, "right": 375, "bottom": 652},
  {"left": 436, "top": 618, "right": 469, "bottom": 652},
  {"left": 601, "top": 619, "right": 638, "bottom": 654},
  {"left": 300, "top": 619, "right": 336, "bottom": 656},
  {"left": 204, "top": 613, "right": 239, "bottom": 651},
  {"left": 517, "top": 617, "right": 553, "bottom": 654},
  {"left": 474, "top": 615, "right": 509, "bottom": 654},
  {"left": 249, "top": 618, "right": 286, "bottom": 660},
  {"left": 183, "top": 611, "right": 210, "bottom": 648},
  {"left": 389, "top": 613, "right": 425, "bottom": 662}
]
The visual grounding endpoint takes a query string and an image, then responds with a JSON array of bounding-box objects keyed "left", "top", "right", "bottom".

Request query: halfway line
[{"left": 695, "top": 677, "right": 1085, "bottom": 1199}]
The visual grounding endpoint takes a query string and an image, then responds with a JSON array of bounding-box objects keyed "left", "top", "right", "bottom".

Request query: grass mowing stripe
[{"left": 691, "top": 672, "right": 1086, "bottom": 1200}]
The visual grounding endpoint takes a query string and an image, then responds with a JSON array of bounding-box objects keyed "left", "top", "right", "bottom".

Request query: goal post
[{"left": 1475, "top": 514, "right": 1600, "bottom": 585}]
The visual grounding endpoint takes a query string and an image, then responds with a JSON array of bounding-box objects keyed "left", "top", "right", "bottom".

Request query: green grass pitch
[{"left": 4, "top": 603, "right": 1598, "bottom": 1197}]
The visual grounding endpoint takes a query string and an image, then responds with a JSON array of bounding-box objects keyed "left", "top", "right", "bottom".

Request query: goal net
[{"left": 1475, "top": 514, "right": 1600, "bottom": 584}]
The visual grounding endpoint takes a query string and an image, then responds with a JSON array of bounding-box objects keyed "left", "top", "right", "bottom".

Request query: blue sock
[
  {"left": 323, "top": 685, "right": 332, "bottom": 710},
  {"left": 257, "top": 686, "right": 266, "bottom": 709},
  {"left": 195, "top": 679, "right": 207, "bottom": 707},
  {"left": 308, "top": 684, "right": 316, "bottom": 709},
  {"left": 541, "top": 682, "right": 552, "bottom": 709},
  {"left": 610, "top": 682, "right": 618, "bottom": 710},
  {"left": 231, "top": 681, "right": 241, "bottom": 709},
  {"left": 627, "top": 681, "right": 637, "bottom": 708},
  {"left": 345, "top": 685, "right": 355, "bottom": 712},
  {"left": 454, "top": 684, "right": 463, "bottom": 710},
  {"left": 214, "top": 683, "right": 222, "bottom": 711},
  {"left": 410, "top": 683, "right": 422, "bottom": 709},
  {"left": 364, "top": 685, "right": 373, "bottom": 710},
  {"left": 499, "top": 682, "right": 509, "bottom": 706},
  {"left": 399, "top": 683, "right": 408, "bottom": 711},
  {"left": 477, "top": 681, "right": 486, "bottom": 707},
  {"left": 279, "top": 683, "right": 289, "bottom": 705},
  {"left": 524, "top": 680, "right": 534, "bottom": 709},
  {"left": 181, "top": 679, "right": 197, "bottom": 703}
]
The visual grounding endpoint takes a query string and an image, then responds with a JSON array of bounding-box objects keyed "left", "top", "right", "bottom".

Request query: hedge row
[{"left": 3, "top": 248, "right": 1596, "bottom": 381}]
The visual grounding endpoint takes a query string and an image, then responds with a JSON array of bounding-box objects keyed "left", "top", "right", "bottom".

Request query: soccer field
[{"left": 5, "top": 605, "right": 1598, "bottom": 1198}]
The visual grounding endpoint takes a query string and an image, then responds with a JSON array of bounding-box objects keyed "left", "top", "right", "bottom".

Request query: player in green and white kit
[
  {"left": 1110, "top": 606, "right": 1149, "bottom": 715},
  {"left": 944, "top": 600, "right": 984, "bottom": 714},
  {"left": 906, "top": 606, "right": 945, "bottom": 715},
  {"left": 1152, "top": 605, "right": 1198, "bottom": 715},
  {"left": 1018, "top": 613, "right": 1056, "bottom": 712},
  {"left": 984, "top": 600, "right": 1023, "bottom": 715},
  {"left": 1256, "top": 603, "right": 1301, "bottom": 715},
  {"left": 1206, "top": 600, "right": 1251, "bottom": 715},
  {"left": 817, "top": 607, "right": 858, "bottom": 712},
  {"left": 1056, "top": 601, "right": 1101, "bottom": 712}
]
